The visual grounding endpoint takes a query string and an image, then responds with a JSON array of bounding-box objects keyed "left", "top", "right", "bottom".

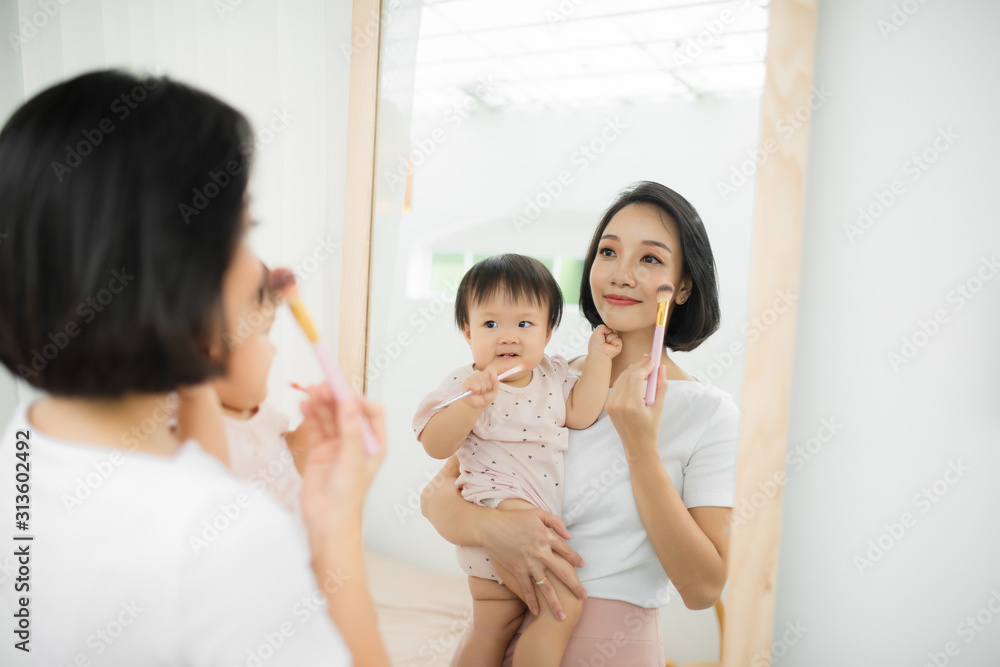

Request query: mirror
[{"left": 359, "top": 1, "right": 774, "bottom": 663}]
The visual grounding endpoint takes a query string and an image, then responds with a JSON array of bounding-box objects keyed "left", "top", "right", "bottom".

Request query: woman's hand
[
  {"left": 605, "top": 355, "right": 667, "bottom": 462},
  {"left": 285, "top": 382, "right": 326, "bottom": 475},
  {"left": 297, "top": 384, "right": 387, "bottom": 538},
  {"left": 481, "top": 506, "right": 586, "bottom": 617},
  {"left": 420, "top": 457, "right": 586, "bottom": 618}
]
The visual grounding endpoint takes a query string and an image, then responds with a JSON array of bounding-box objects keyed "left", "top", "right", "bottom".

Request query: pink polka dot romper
[{"left": 413, "top": 354, "right": 578, "bottom": 584}]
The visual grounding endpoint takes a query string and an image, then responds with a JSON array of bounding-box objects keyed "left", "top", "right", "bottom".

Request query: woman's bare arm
[
  {"left": 299, "top": 389, "right": 391, "bottom": 667},
  {"left": 420, "top": 456, "right": 587, "bottom": 616},
  {"left": 629, "top": 459, "right": 730, "bottom": 609},
  {"left": 606, "top": 359, "right": 729, "bottom": 610}
]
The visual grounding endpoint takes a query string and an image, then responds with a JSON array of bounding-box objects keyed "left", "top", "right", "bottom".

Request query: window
[
  {"left": 428, "top": 252, "right": 583, "bottom": 309},
  {"left": 429, "top": 252, "right": 465, "bottom": 294}
]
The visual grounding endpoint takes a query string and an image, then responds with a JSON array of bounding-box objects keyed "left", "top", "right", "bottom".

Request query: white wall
[{"left": 773, "top": 1, "right": 1000, "bottom": 665}]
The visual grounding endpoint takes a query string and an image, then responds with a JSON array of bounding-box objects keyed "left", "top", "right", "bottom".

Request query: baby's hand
[
  {"left": 589, "top": 324, "right": 622, "bottom": 359},
  {"left": 460, "top": 366, "right": 500, "bottom": 409}
]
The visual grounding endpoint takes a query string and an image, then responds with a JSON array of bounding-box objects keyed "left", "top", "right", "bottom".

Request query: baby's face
[
  {"left": 462, "top": 294, "right": 551, "bottom": 386},
  {"left": 214, "top": 295, "right": 277, "bottom": 415}
]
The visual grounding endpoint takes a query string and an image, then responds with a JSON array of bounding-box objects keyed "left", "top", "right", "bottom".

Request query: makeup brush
[
  {"left": 271, "top": 268, "right": 379, "bottom": 457},
  {"left": 645, "top": 284, "right": 674, "bottom": 406},
  {"left": 431, "top": 362, "right": 530, "bottom": 411}
]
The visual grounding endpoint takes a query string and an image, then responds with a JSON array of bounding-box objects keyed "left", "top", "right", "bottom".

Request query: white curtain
[{"left": 0, "top": 0, "right": 355, "bottom": 424}]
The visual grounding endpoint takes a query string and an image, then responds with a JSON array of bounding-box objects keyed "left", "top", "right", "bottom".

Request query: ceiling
[{"left": 410, "top": 0, "right": 770, "bottom": 113}]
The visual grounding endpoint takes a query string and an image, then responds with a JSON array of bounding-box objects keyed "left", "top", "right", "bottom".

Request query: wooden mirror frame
[{"left": 337, "top": 1, "right": 820, "bottom": 664}]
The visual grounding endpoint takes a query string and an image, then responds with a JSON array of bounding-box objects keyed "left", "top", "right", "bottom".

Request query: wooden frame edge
[
  {"left": 339, "top": 0, "right": 383, "bottom": 393},
  {"left": 722, "top": 1, "right": 820, "bottom": 665}
]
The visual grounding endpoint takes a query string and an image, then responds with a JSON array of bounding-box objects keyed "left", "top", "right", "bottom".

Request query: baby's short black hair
[
  {"left": 454, "top": 254, "right": 563, "bottom": 331},
  {"left": 0, "top": 69, "right": 254, "bottom": 397}
]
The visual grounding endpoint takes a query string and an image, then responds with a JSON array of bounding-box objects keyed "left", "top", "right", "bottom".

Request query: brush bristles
[
  {"left": 499, "top": 362, "right": 530, "bottom": 380},
  {"left": 270, "top": 267, "right": 299, "bottom": 300},
  {"left": 656, "top": 284, "right": 674, "bottom": 302}
]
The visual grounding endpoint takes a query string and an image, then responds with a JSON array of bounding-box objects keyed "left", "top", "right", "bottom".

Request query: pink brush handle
[
  {"left": 645, "top": 326, "right": 665, "bottom": 405},
  {"left": 312, "top": 342, "right": 380, "bottom": 457}
]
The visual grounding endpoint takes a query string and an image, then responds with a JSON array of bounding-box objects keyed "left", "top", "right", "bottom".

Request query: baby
[
  {"left": 413, "top": 254, "right": 621, "bottom": 666},
  {"left": 212, "top": 263, "right": 315, "bottom": 517}
]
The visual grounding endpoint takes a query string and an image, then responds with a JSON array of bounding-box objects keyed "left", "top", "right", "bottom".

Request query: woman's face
[
  {"left": 217, "top": 208, "right": 265, "bottom": 361},
  {"left": 214, "top": 272, "right": 277, "bottom": 412},
  {"left": 589, "top": 203, "right": 692, "bottom": 334}
]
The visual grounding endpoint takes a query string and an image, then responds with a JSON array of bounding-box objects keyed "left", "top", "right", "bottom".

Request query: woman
[
  {"left": 422, "top": 182, "right": 740, "bottom": 665},
  {"left": 0, "top": 70, "right": 389, "bottom": 665}
]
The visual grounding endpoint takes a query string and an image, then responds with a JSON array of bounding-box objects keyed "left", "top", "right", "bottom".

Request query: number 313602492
[{"left": 15, "top": 430, "right": 30, "bottom": 515}]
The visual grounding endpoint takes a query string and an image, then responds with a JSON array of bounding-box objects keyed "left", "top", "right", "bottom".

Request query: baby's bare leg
[
  {"left": 452, "top": 575, "right": 526, "bottom": 667},
  {"left": 494, "top": 499, "right": 584, "bottom": 667}
]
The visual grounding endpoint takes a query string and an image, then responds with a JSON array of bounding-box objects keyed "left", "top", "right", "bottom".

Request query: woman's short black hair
[
  {"left": 0, "top": 69, "right": 254, "bottom": 397},
  {"left": 580, "top": 181, "right": 721, "bottom": 352},
  {"left": 455, "top": 254, "right": 563, "bottom": 331}
]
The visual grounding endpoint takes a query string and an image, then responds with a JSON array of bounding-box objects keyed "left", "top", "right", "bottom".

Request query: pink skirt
[{"left": 450, "top": 597, "right": 664, "bottom": 666}]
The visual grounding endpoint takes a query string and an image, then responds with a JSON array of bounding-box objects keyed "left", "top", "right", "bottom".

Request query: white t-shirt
[
  {"left": 562, "top": 377, "right": 740, "bottom": 608},
  {"left": 0, "top": 399, "right": 350, "bottom": 666}
]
